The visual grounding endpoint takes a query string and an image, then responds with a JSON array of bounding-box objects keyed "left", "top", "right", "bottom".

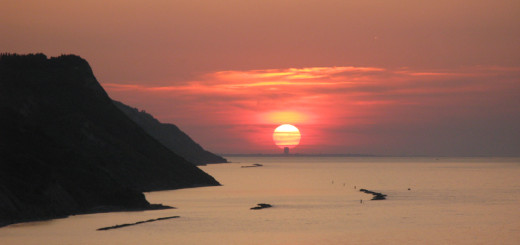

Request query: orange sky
[{"left": 2, "top": 0, "right": 519, "bottom": 155}]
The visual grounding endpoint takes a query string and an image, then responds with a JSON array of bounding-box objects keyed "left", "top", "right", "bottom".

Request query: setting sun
[{"left": 273, "top": 124, "right": 301, "bottom": 149}]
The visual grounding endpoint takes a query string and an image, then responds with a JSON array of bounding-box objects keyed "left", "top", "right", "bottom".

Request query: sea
[{"left": 1, "top": 157, "right": 519, "bottom": 244}]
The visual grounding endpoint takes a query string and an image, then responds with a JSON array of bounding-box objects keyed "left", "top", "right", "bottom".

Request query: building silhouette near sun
[
  {"left": 273, "top": 124, "right": 300, "bottom": 156},
  {"left": 284, "top": 147, "right": 289, "bottom": 155}
]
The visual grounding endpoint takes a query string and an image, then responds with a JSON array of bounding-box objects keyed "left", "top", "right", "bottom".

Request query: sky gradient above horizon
[{"left": 2, "top": 0, "right": 519, "bottom": 156}]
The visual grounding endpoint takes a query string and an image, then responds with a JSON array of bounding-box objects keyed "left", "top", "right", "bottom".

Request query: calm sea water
[{"left": 1, "top": 157, "right": 519, "bottom": 244}]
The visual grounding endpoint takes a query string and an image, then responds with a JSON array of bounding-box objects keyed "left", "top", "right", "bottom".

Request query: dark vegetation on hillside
[{"left": 0, "top": 53, "right": 220, "bottom": 226}]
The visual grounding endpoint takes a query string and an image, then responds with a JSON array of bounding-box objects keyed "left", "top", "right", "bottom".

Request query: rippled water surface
[{"left": 1, "top": 157, "right": 519, "bottom": 244}]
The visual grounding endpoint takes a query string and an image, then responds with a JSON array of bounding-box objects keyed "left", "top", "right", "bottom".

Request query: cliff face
[
  {"left": 0, "top": 54, "right": 220, "bottom": 226},
  {"left": 113, "top": 101, "right": 227, "bottom": 165}
]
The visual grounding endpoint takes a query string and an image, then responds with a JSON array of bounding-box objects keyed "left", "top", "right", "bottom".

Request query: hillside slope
[{"left": 113, "top": 101, "right": 227, "bottom": 165}]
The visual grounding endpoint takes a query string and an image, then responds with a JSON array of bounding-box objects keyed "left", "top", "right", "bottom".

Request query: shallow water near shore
[{"left": 1, "top": 157, "right": 520, "bottom": 244}]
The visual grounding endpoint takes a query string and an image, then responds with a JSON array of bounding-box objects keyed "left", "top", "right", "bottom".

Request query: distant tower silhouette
[{"left": 284, "top": 147, "right": 289, "bottom": 155}]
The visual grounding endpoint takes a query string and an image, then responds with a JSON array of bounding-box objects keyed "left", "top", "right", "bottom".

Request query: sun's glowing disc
[{"left": 273, "top": 124, "right": 301, "bottom": 149}]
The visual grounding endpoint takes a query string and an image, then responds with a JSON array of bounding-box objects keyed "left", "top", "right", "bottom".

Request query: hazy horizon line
[{"left": 220, "top": 153, "right": 520, "bottom": 158}]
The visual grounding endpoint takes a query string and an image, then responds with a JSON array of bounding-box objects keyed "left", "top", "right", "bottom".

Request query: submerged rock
[{"left": 250, "top": 203, "right": 272, "bottom": 210}]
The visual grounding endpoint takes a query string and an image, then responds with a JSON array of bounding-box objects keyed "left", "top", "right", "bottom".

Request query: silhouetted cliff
[
  {"left": 113, "top": 101, "right": 227, "bottom": 165},
  {"left": 0, "top": 53, "right": 220, "bottom": 226}
]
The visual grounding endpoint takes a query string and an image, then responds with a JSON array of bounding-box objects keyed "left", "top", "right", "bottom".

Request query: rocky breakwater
[{"left": 359, "top": 189, "right": 387, "bottom": 200}]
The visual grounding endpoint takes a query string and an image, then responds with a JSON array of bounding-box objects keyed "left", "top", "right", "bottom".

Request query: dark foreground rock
[
  {"left": 359, "top": 189, "right": 387, "bottom": 200},
  {"left": 0, "top": 53, "right": 220, "bottom": 227},
  {"left": 250, "top": 203, "right": 272, "bottom": 210}
]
